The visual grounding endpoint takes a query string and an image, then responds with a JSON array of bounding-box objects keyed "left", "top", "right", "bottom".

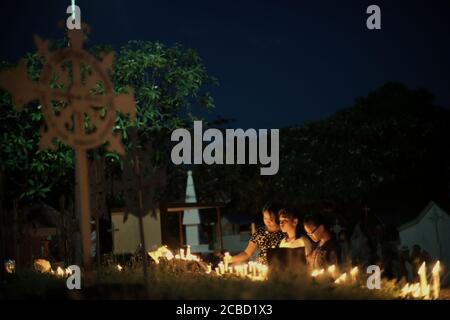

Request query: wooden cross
[
  {"left": 118, "top": 131, "right": 166, "bottom": 282},
  {"left": 0, "top": 26, "right": 136, "bottom": 286}
]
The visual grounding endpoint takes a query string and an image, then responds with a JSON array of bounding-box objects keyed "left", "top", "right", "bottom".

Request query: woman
[
  {"left": 226, "top": 202, "right": 285, "bottom": 265},
  {"left": 278, "top": 208, "right": 313, "bottom": 257},
  {"left": 303, "top": 214, "right": 340, "bottom": 270}
]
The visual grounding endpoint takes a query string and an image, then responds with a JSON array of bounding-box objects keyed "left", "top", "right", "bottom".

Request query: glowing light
[
  {"left": 418, "top": 262, "right": 427, "bottom": 297},
  {"left": 4, "top": 260, "right": 15, "bottom": 274},
  {"left": 350, "top": 266, "right": 359, "bottom": 283},
  {"left": 334, "top": 272, "right": 347, "bottom": 284},
  {"left": 432, "top": 261, "right": 441, "bottom": 300},
  {"left": 311, "top": 269, "right": 325, "bottom": 278},
  {"left": 56, "top": 267, "right": 65, "bottom": 277},
  {"left": 328, "top": 265, "right": 337, "bottom": 279}
]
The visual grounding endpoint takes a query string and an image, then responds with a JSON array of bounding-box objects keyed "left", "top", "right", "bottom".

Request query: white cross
[{"left": 72, "top": 0, "right": 76, "bottom": 21}]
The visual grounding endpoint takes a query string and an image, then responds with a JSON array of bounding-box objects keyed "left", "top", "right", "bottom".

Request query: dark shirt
[
  {"left": 250, "top": 227, "right": 285, "bottom": 264},
  {"left": 310, "top": 238, "right": 340, "bottom": 269}
]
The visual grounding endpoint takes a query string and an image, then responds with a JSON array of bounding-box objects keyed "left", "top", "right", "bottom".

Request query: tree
[
  {"left": 0, "top": 38, "right": 217, "bottom": 205},
  {"left": 189, "top": 83, "right": 450, "bottom": 226},
  {"left": 0, "top": 39, "right": 218, "bottom": 264}
]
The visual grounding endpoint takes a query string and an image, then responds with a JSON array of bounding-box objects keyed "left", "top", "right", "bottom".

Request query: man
[{"left": 303, "top": 214, "right": 340, "bottom": 270}]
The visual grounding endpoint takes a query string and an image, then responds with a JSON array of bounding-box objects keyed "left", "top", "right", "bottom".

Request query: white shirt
[{"left": 279, "top": 237, "right": 305, "bottom": 249}]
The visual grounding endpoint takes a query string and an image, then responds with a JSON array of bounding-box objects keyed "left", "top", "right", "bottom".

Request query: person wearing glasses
[
  {"left": 225, "top": 202, "right": 285, "bottom": 265},
  {"left": 278, "top": 208, "right": 313, "bottom": 257},
  {"left": 303, "top": 214, "right": 340, "bottom": 269}
]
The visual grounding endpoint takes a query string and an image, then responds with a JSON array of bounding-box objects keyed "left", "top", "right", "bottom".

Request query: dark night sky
[{"left": 0, "top": 0, "right": 449, "bottom": 128}]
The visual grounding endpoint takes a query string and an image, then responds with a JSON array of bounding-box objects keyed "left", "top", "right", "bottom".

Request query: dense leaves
[
  {"left": 190, "top": 83, "right": 450, "bottom": 224},
  {"left": 0, "top": 39, "right": 217, "bottom": 207}
]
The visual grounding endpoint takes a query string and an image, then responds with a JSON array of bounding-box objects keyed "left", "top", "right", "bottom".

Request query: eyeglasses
[{"left": 306, "top": 225, "right": 320, "bottom": 237}]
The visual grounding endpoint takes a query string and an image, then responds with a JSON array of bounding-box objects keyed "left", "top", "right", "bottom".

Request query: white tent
[{"left": 399, "top": 201, "right": 450, "bottom": 280}]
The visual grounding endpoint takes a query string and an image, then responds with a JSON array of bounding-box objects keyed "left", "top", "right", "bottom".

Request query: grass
[{"left": 1, "top": 262, "right": 400, "bottom": 300}]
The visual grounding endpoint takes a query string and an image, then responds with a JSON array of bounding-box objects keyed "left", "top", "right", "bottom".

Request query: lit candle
[
  {"left": 261, "top": 265, "right": 268, "bottom": 279},
  {"left": 423, "top": 284, "right": 431, "bottom": 300},
  {"left": 334, "top": 272, "right": 347, "bottom": 284},
  {"left": 239, "top": 266, "right": 244, "bottom": 277},
  {"left": 432, "top": 261, "right": 440, "bottom": 300},
  {"left": 215, "top": 267, "right": 220, "bottom": 275},
  {"left": 249, "top": 262, "right": 256, "bottom": 277},
  {"left": 328, "top": 265, "right": 336, "bottom": 279},
  {"left": 401, "top": 283, "right": 410, "bottom": 298},
  {"left": 311, "top": 269, "right": 324, "bottom": 278},
  {"left": 412, "top": 283, "right": 421, "bottom": 298},
  {"left": 116, "top": 264, "right": 123, "bottom": 272},
  {"left": 224, "top": 252, "right": 230, "bottom": 272},
  {"left": 56, "top": 266, "right": 65, "bottom": 277},
  {"left": 206, "top": 265, "right": 212, "bottom": 274},
  {"left": 350, "top": 266, "right": 359, "bottom": 283},
  {"left": 186, "top": 245, "right": 191, "bottom": 257},
  {"left": 418, "top": 262, "right": 427, "bottom": 297},
  {"left": 180, "top": 249, "right": 185, "bottom": 260},
  {"left": 166, "top": 250, "right": 174, "bottom": 260},
  {"left": 243, "top": 264, "right": 248, "bottom": 276},
  {"left": 219, "top": 262, "right": 225, "bottom": 274}
]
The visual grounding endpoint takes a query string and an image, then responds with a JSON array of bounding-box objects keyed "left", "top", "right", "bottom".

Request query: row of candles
[
  {"left": 52, "top": 266, "right": 73, "bottom": 277},
  {"left": 400, "top": 261, "right": 440, "bottom": 300},
  {"left": 148, "top": 247, "right": 269, "bottom": 281},
  {"left": 148, "top": 245, "right": 200, "bottom": 264},
  {"left": 311, "top": 261, "right": 441, "bottom": 299},
  {"left": 147, "top": 246, "right": 443, "bottom": 298},
  {"left": 212, "top": 260, "right": 269, "bottom": 281},
  {"left": 311, "top": 265, "right": 359, "bottom": 284},
  {"left": 33, "top": 259, "right": 73, "bottom": 277}
]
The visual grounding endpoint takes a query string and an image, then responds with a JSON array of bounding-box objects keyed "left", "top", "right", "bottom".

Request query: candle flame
[
  {"left": 432, "top": 261, "right": 440, "bottom": 274},
  {"left": 432, "top": 261, "right": 441, "bottom": 300},
  {"left": 418, "top": 262, "right": 426, "bottom": 275},
  {"left": 401, "top": 283, "right": 410, "bottom": 297},
  {"left": 311, "top": 269, "right": 325, "bottom": 277},
  {"left": 417, "top": 262, "right": 428, "bottom": 297},
  {"left": 56, "top": 267, "right": 64, "bottom": 277},
  {"left": 411, "top": 283, "right": 421, "bottom": 298},
  {"left": 423, "top": 284, "right": 431, "bottom": 300},
  {"left": 334, "top": 272, "right": 347, "bottom": 284}
]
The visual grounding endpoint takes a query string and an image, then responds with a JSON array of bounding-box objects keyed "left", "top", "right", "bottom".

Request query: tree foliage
[{"left": 0, "top": 39, "right": 217, "bottom": 207}]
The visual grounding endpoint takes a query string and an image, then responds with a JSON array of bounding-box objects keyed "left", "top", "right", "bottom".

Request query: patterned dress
[{"left": 250, "top": 226, "right": 285, "bottom": 264}]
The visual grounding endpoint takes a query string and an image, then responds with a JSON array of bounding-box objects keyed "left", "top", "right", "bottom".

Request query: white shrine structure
[{"left": 182, "top": 171, "right": 210, "bottom": 253}]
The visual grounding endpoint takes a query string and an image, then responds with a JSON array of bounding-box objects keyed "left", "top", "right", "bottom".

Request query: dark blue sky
[{"left": 0, "top": 0, "right": 449, "bottom": 128}]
